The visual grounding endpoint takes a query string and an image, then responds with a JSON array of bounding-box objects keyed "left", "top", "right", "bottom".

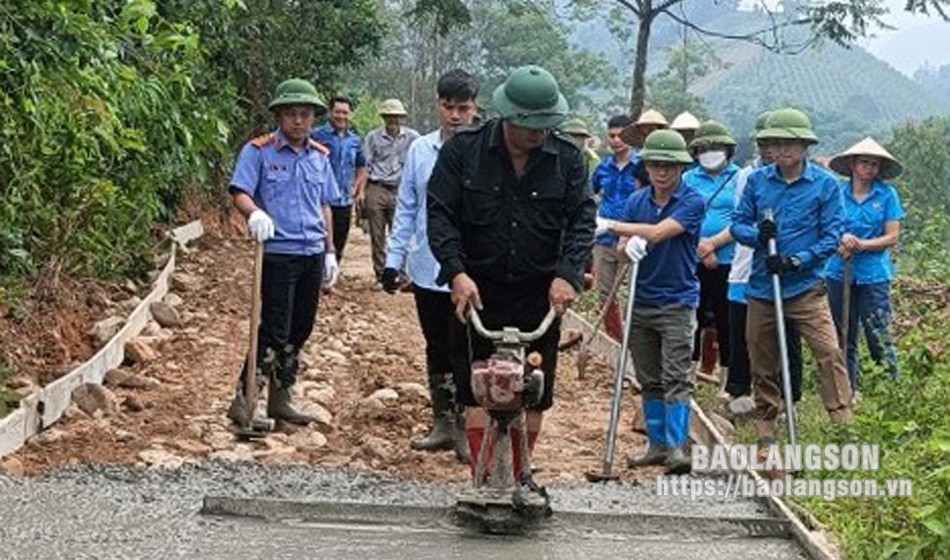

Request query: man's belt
[{"left": 370, "top": 180, "right": 399, "bottom": 190}]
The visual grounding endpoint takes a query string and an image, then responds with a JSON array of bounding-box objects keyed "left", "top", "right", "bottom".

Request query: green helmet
[
  {"left": 560, "top": 117, "right": 592, "bottom": 137},
  {"left": 268, "top": 78, "right": 327, "bottom": 112},
  {"left": 492, "top": 65, "right": 569, "bottom": 129},
  {"left": 689, "top": 120, "right": 736, "bottom": 151},
  {"left": 640, "top": 129, "right": 693, "bottom": 164},
  {"left": 757, "top": 107, "right": 818, "bottom": 144},
  {"left": 751, "top": 111, "right": 772, "bottom": 141}
]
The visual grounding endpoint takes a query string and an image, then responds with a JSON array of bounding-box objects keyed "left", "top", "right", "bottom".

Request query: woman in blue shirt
[
  {"left": 682, "top": 121, "right": 741, "bottom": 381},
  {"left": 825, "top": 138, "right": 905, "bottom": 390}
]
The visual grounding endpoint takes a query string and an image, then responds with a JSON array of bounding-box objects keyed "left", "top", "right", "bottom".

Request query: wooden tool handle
[{"left": 245, "top": 242, "right": 264, "bottom": 409}]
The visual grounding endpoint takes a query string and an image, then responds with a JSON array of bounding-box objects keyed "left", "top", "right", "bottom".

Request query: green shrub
[
  {"left": 0, "top": 1, "right": 384, "bottom": 286},
  {"left": 0, "top": 0, "right": 235, "bottom": 280}
]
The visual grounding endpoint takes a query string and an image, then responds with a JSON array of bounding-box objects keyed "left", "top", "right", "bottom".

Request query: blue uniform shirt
[
  {"left": 824, "top": 178, "right": 904, "bottom": 285},
  {"left": 683, "top": 162, "right": 741, "bottom": 264},
  {"left": 593, "top": 153, "right": 640, "bottom": 247},
  {"left": 384, "top": 129, "right": 447, "bottom": 292},
  {"left": 622, "top": 182, "right": 705, "bottom": 308},
  {"left": 311, "top": 124, "right": 365, "bottom": 207},
  {"left": 731, "top": 161, "right": 844, "bottom": 301},
  {"left": 230, "top": 130, "right": 340, "bottom": 256}
]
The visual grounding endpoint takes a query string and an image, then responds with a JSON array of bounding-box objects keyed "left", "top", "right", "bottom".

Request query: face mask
[{"left": 698, "top": 150, "right": 728, "bottom": 171}]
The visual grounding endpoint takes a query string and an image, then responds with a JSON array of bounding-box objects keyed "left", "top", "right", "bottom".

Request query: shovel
[
  {"left": 577, "top": 263, "right": 630, "bottom": 380},
  {"left": 585, "top": 262, "right": 639, "bottom": 483},
  {"left": 236, "top": 242, "right": 276, "bottom": 439}
]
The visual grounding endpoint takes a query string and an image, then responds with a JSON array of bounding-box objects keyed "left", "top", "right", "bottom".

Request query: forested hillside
[{"left": 693, "top": 13, "right": 950, "bottom": 155}]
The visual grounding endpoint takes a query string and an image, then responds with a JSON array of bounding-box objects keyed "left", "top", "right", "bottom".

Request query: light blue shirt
[
  {"left": 385, "top": 129, "right": 447, "bottom": 292},
  {"left": 731, "top": 161, "right": 844, "bottom": 301},
  {"left": 824, "top": 178, "right": 904, "bottom": 285},
  {"left": 683, "top": 163, "right": 741, "bottom": 264},
  {"left": 230, "top": 129, "right": 339, "bottom": 255}
]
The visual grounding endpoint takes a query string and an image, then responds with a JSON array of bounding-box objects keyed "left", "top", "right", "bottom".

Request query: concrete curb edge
[
  {"left": 0, "top": 220, "right": 204, "bottom": 459},
  {"left": 562, "top": 308, "right": 841, "bottom": 560}
]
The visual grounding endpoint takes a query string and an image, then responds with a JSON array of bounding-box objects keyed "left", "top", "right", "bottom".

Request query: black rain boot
[
  {"left": 411, "top": 374, "right": 455, "bottom": 451},
  {"left": 266, "top": 346, "right": 314, "bottom": 425},
  {"left": 267, "top": 380, "right": 316, "bottom": 425},
  {"left": 453, "top": 411, "right": 471, "bottom": 463}
]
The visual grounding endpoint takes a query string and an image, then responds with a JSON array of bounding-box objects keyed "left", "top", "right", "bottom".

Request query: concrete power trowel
[{"left": 454, "top": 308, "right": 558, "bottom": 534}]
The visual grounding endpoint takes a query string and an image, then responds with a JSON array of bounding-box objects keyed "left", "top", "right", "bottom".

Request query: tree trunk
[{"left": 629, "top": 4, "right": 654, "bottom": 119}]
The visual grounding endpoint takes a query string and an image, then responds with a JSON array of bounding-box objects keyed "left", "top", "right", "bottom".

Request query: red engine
[{"left": 471, "top": 357, "right": 525, "bottom": 412}]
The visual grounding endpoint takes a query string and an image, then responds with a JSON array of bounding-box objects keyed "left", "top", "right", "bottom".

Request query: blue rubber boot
[
  {"left": 628, "top": 399, "right": 667, "bottom": 467},
  {"left": 665, "top": 401, "right": 692, "bottom": 475}
]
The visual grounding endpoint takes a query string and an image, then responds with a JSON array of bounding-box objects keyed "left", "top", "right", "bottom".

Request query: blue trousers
[{"left": 825, "top": 279, "right": 899, "bottom": 389}]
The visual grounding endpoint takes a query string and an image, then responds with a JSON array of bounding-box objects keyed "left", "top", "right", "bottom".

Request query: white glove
[
  {"left": 624, "top": 236, "right": 649, "bottom": 263},
  {"left": 247, "top": 209, "right": 275, "bottom": 242},
  {"left": 323, "top": 252, "right": 340, "bottom": 288},
  {"left": 595, "top": 216, "right": 615, "bottom": 237}
]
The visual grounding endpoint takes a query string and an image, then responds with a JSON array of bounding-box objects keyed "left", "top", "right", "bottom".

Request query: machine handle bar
[{"left": 468, "top": 308, "right": 557, "bottom": 343}]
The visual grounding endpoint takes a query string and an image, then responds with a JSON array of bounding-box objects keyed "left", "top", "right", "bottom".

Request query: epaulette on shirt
[
  {"left": 308, "top": 138, "right": 330, "bottom": 155},
  {"left": 249, "top": 133, "right": 275, "bottom": 148}
]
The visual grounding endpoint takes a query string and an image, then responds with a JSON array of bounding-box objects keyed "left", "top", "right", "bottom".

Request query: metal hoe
[
  {"left": 576, "top": 262, "right": 631, "bottom": 380},
  {"left": 586, "top": 262, "right": 639, "bottom": 483},
  {"left": 236, "top": 242, "right": 276, "bottom": 439},
  {"left": 764, "top": 209, "right": 797, "bottom": 446}
]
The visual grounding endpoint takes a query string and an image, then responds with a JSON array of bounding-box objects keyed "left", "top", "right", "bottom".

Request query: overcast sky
[
  {"left": 861, "top": 0, "right": 950, "bottom": 75},
  {"left": 739, "top": 0, "right": 950, "bottom": 75}
]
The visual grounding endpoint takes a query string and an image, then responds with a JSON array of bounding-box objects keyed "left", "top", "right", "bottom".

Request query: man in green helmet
[
  {"left": 731, "top": 108, "right": 853, "bottom": 455},
  {"left": 599, "top": 129, "right": 705, "bottom": 475},
  {"left": 725, "top": 111, "right": 805, "bottom": 417},
  {"left": 226, "top": 78, "right": 340, "bottom": 426},
  {"left": 560, "top": 117, "right": 601, "bottom": 172},
  {"left": 427, "top": 65, "right": 596, "bottom": 484}
]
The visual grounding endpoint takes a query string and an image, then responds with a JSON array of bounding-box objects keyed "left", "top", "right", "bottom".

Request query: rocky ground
[{"left": 2, "top": 229, "right": 657, "bottom": 484}]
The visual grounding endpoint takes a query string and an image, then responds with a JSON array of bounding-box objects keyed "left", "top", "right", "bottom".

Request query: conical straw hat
[
  {"left": 671, "top": 111, "right": 700, "bottom": 131},
  {"left": 829, "top": 137, "right": 903, "bottom": 180},
  {"left": 635, "top": 109, "right": 669, "bottom": 127},
  {"left": 621, "top": 109, "right": 669, "bottom": 146}
]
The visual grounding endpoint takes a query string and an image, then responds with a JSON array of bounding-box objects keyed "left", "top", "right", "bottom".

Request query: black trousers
[
  {"left": 331, "top": 205, "right": 352, "bottom": 262},
  {"left": 727, "top": 300, "right": 803, "bottom": 401},
  {"left": 450, "top": 276, "right": 559, "bottom": 411},
  {"left": 413, "top": 285, "right": 456, "bottom": 384},
  {"left": 693, "top": 264, "right": 731, "bottom": 367},
  {"left": 242, "top": 253, "right": 325, "bottom": 389}
]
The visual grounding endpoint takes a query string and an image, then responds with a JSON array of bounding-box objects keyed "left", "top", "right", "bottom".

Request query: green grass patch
[{"left": 700, "top": 298, "right": 950, "bottom": 560}]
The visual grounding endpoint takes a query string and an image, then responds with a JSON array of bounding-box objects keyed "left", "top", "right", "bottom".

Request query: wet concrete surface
[{"left": 0, "top": 463, "right": 810, "bottom": 559}]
